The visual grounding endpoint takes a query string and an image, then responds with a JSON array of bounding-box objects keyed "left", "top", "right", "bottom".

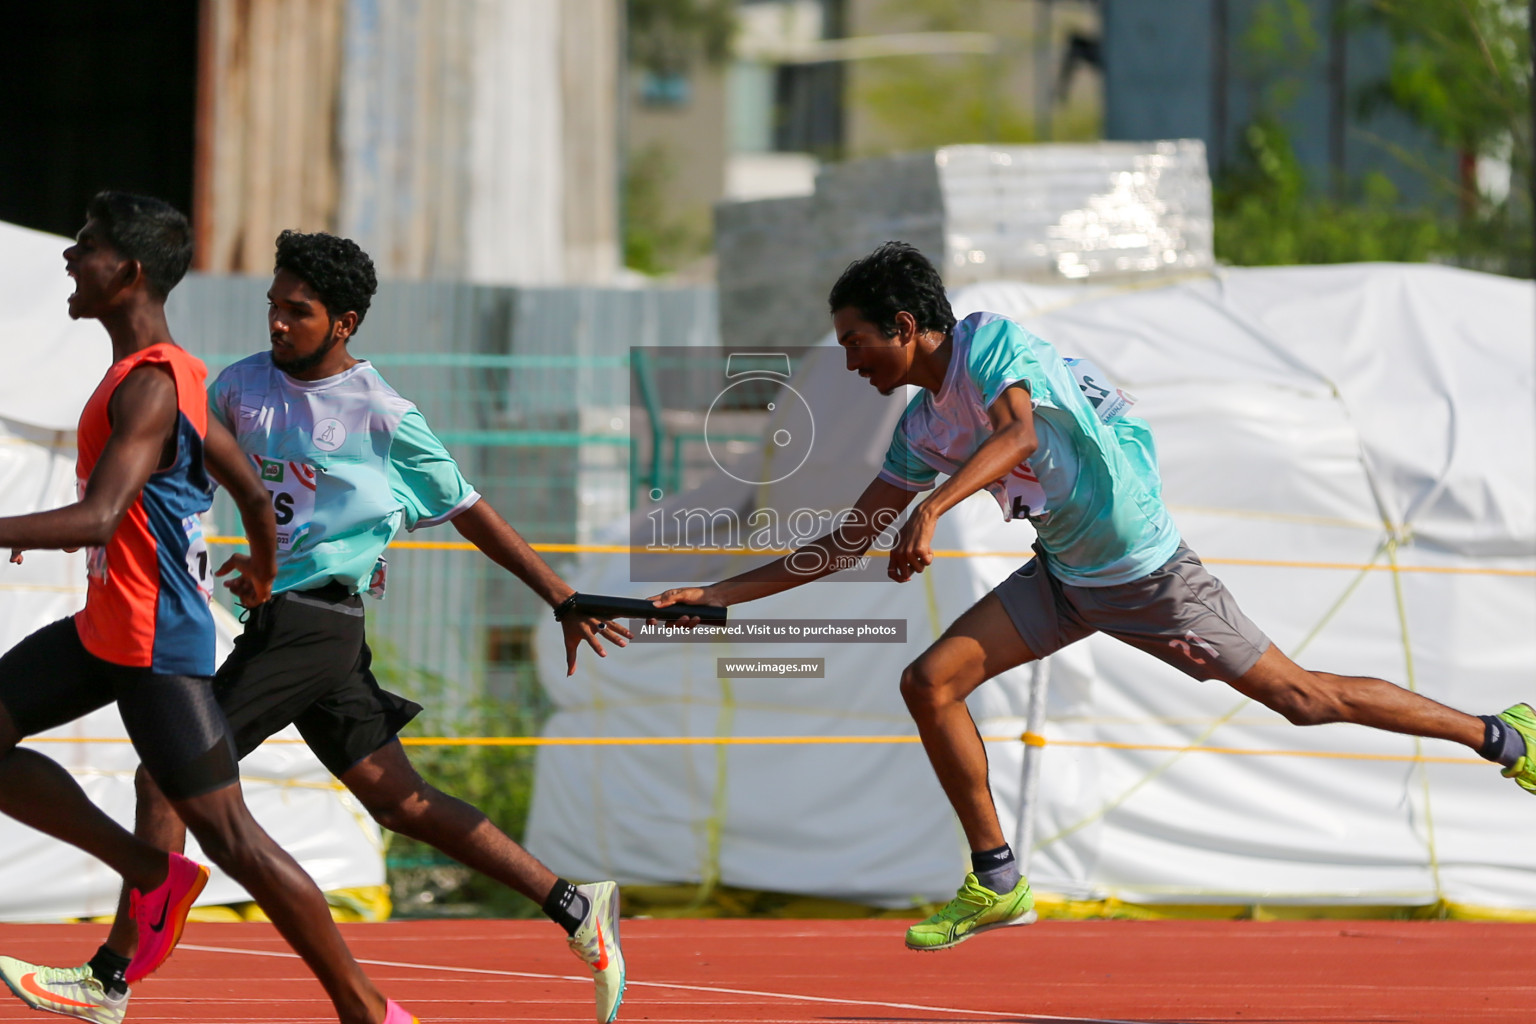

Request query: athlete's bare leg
[
  {"left": 93, "top": 771, "right": 388, "bottom": 1023},
  {"left": 101, "top": 765, "right": 186, "bottom": 956},
  {"left": 0, "top": 705, "right": 169, "bottom": 892},
  {"left": 340, "top": 740, "right": 559, "bottom": 903},
  {"left": 105, "top": 737, "right": 565, "bottom": 962},
  {"left": 171, "top": 783, "right": 386, "bottom": 1024},
  {"left": 1227, "top": 644, "right": 1486, "bottom": 748},
  {"left": 899, "top": 593, "right": 1038, "bottom": 852}
]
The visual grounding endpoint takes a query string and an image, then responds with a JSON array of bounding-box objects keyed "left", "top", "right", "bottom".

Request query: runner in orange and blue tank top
[
  {"left": 73, "top": 342, "right": 218, "bottom": 676},
  {"left": 0, "top": 193, "right": 420, "bottom": 1024}
]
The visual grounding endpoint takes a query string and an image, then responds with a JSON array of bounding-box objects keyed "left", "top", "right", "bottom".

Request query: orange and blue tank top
[{"left": 74, "top": 343, "right": 216, "bottom": 675}]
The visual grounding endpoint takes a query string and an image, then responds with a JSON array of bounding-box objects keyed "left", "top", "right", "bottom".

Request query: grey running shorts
[{"left": 994, "top": 543, "right": 1272, "bottom": 683}]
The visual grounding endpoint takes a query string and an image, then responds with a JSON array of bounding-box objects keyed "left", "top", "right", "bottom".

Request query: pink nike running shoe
[
  {"left": 384, "top": 999, "right": 420, "bottom": 1023},
  {"left": 124, "top": 852, "right": 210, "bottom": 983}
]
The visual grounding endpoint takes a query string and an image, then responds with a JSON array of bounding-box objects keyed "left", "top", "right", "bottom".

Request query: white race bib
[
  {"left": 1064, "top": 357, "right": 1137, "bottom": 423},
  {"left": 994, "top": 358, "right": 1136, "bottom": 522},
  {"left": 182, "top": 514, "right": 213, "bottom": 600},
  {"left": 997, "top": 463, "right": 1047, "bottom": 522},
  {"left": 253, "top": 456, "right": 318, "bottom": 551}
]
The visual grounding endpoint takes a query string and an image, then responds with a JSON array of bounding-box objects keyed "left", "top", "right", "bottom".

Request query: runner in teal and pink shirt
[{"left": 652, "top": 241, "right": 1536, "bottom": 953}]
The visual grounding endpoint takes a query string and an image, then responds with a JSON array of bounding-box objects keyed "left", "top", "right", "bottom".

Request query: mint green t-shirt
[
  {"left": 879, "top": 311, "right": 1180, "bottom": 586},
  {"left": 209, "top": 355, "right": 480, "bottom": 595}
]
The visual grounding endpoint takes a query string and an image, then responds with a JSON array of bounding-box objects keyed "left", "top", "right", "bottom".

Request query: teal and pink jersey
[
  {"left": 208, "top": 354, "right": 479, "bottom": 596},
  {"left": 74, "top": 343, "right": 217, "bottom": 675},
  {"left": 879, "top": 311, "right": 1181, "bottom": 586}
]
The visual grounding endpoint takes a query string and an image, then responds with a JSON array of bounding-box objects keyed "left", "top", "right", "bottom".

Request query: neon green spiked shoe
[
  {"left": 905, "top": 873, "right": 1037, "bottom": 951},
  {"left": 567, "top": 880, "right": 625, "bottom": 1023},
  {"left": 1497, "top": 704, "right": 1536, "bottom": 793},
  {"left": 0, "top": 957, "right": 126, "bottom": 1024}
]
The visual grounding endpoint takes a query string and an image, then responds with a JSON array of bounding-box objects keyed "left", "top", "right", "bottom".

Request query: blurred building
[
  {"left": 623, "top": 0, "right": 844, "bottom": 247},
  {"left": 629, "top": 0, "right": 1104, "bottom": 274},
  {"left": 2, "top": 0, "right": 620, "bottom": 284},
  {"left": 1102, "top": 0, "right": 1453, "bottom": 202},
  {"left": 840, "top": 0, "right": 1102, "bottom": 158}
]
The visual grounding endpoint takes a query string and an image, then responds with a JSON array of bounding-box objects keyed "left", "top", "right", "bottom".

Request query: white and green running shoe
[
  {"left": 0, "top": 957, "right": 127, "bottom": 1024},
  {"left": 905, "top": 873, "right": 1037, "bottom": 951},
  {"left": 1498, "top": 704, "right": 1536, "bottom": 793},
  {"left": 567, "top": 881, "right": 626, "bottom": 1023}
]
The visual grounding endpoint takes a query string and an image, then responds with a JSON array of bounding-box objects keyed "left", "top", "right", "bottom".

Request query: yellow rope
[
  {"left": 201, "top": 536, "right": 1535, "bottom": 576},
  {"left": 0, "top": 584, "right": 88, "bottom": 593},
  {"left": 1039, "top": 738, "right": 1479, "bottom": 765},
  {"left": 20, "top": 733, "right": 1485, "bottom": 765}
]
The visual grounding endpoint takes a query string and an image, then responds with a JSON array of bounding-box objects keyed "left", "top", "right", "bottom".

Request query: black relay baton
[{"left": 556, "top": 592, "right": 728, "bottom": 624}]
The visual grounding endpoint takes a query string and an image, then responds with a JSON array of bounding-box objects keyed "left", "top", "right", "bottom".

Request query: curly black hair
[
  {"left": 274, "top": 230, "right": 378, "bottom": 331},
  {"left": 827, "top": 241, "right": 955, "bottom": 339},
  {"left": 86, "top": 191, "right": 192, "bottom": 299}
]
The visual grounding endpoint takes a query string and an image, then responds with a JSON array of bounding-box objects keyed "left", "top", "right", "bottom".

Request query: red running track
[{"left": 0, "top": 918, "right": 1523, "bottom": 1023}]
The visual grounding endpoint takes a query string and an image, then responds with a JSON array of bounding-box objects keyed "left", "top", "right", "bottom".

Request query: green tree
[
  {"left": 1215, "top": 119, "right": 1448, "bottom": 265},
  {"left": 1215, "top": 0, "right": 1531, "bottom": 275},
  {"left": 369, "top": 637, "right": 551, "bottom": 917},
  {"left": 621, "top": 1, "right": 732, "bottom": 277},
  {"left": 1353, "top": 0, "right": 1529, "bottom": 188},
  {"left": 1352, "top": 0, "right": 1531, "bottom": 274}
]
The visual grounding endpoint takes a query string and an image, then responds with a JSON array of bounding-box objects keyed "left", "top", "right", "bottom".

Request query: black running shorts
[
  {"left": 0, "top": 618, "right": 239, "bottom": 800},
  {"left": 994, "top": 543, "right": 1272, "bottom": 683},
  {"left": 214, "top": 583, "right": 422, "bottom": 778}
]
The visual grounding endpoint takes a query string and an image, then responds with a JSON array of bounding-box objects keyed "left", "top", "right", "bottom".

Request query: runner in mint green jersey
[
  {"left": 652, "top": 242, "right": 1536, "bottom": 952},
  {"left": 879, "top": 309, "right": 1179, "bottom": 586},
  {"left": 208, "top": 352, "right": 482, "bottom": 594}
]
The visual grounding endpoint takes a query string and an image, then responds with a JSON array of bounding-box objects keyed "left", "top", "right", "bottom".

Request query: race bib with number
[
  {"left": 366, "top": 556, "right": 388, "bottom": 599},
  {"left": 1063, "top": 357, "right": 1137, "bottom": 423},
  {"left": 182, "top": 513, "right": 213, "bottom": 600},
  {"left": 998, "top": 463, "right": 1047, "bottom": 522},
  {"left": 994, "top": 357, "right": 1137, "bottom": 522},
  {"left": 253, "top": 455, "right": 318, "bottom": 551}
]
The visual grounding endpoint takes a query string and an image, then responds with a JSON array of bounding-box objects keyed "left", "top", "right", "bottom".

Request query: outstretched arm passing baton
[{"left": 556, "top": 593, "right": 728, "bottom": 624}]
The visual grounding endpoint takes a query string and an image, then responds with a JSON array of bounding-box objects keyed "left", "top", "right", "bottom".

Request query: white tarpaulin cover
[
  {"left": 529, "top": 263, "right": 1536, "bottom": 911},
  {"left": 0, "top": 219, "right": 383, "bottom": 920}
]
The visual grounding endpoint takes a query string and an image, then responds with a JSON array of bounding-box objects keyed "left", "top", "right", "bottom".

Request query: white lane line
[
  {"left": 181, "top": 944, "right": 591, "bottom": 984},
  {"left": 177, "top": 943, "right": 1143, "bottom": 1023}
]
